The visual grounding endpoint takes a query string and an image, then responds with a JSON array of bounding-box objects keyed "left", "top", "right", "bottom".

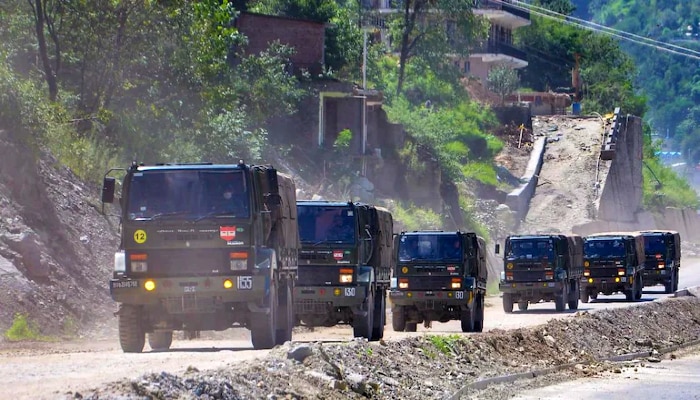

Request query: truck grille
[
  {"left": 405, "top": 276, "right": 452, "bottom": 291},
  {"left": 294, "top": 299, "right": 329, "bottom": 314},
  {"left": 145, "top": 249, "right": 228, "bottom": 277},
  {"left": 511, "top": 270, "right": 548, "bottom": 282},
  {"left": 163, "top": 294, "right": 216, "bottom": 313}
]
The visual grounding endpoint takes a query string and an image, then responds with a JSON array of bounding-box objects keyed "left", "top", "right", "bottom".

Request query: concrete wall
[
  {"left": 597, "top": 116, "right": 644, "bottom": 222},
  {"left": 505, "top": 137, "right": 546, "bottom": 221}
]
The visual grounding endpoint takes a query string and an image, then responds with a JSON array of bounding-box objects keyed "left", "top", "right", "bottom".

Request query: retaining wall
[{"left": 505, "top": 137, "right": 546, "bottom": 221}]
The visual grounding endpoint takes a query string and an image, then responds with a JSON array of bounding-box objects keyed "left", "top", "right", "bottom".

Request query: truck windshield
[
  {"left": 584, "top": 239, "right": 626, "bottom": 258},
  {"left": 297, "top": 206, "right": 356, "bottom": 244},
  {"left": 126, "top": 169, "right": 250, "bottom": 220},
  {"left": 507, "top": 239, "right": 554, "bottom": 260},
  {"left": 643, "top": 236, "right": 666, "bottom": 255},
  {"left": 398, "top": 234, "right": 461, "bottom": 261}
]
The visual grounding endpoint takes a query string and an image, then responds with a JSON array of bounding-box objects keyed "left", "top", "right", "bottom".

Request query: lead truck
[{"left": 101, "top": 161, "right": 299, "bottom": 352}]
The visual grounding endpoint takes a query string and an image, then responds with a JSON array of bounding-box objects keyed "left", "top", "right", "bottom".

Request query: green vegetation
[
  {"left": 579, "top": 0, "right": 700, "bottom": 157},
  {"left": 426, "top": 334, "right": 464, "bottom": 356},
  {"left": 4, "top": 313, "right": 42, "bottom": 341},
  {"left": 390, "top": 202, "right": 443, "bottom": 232}
]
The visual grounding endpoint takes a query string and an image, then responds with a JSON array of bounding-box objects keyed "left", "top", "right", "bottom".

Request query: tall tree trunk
[{"left": 32, "top": 0, "right": 58, "bottom": 101}]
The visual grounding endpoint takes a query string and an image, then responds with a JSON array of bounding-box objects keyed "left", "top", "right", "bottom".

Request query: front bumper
[
  {"left": 499, "top": 281, "right": 565, "bottom": 295},
  {"left": 642, "top": 268, "right": 672, "bottom": 284},
  {"left": 110, "top": 275, "right": 269, "bottom": 306},
  {"left": 580, "top": 275, "right": 632, "bottom": 291},
  {"left": 389, "top": 289, "right": 470, "bottom": 307}
]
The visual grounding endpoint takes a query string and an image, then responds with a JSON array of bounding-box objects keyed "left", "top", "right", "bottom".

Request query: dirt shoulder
[{"left": 77, "top": 296, "right": 700, "bottom": 400}]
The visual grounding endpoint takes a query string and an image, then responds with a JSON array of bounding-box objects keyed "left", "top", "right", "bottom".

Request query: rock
[
  {"left": 647, "top": 357, "right": 662, "bottom": 363},
  {"left": 287, "top": 345, "right": 314, "bottom": 362},
  {"left": 634, "top": 338, "right": 653, "bottom": 347}
]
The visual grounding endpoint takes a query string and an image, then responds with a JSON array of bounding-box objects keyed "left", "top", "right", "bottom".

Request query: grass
[
  {"left": 4, "top": 313, "right": 42, "bottom": 341},
  {"left": 426, "top": 334, "right": 463, "bottom": 356}
]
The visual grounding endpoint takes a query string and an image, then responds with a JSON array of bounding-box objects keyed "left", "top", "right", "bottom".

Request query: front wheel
[
  {"left": 502, "top": 293, "right": 514, "bottom": 313},
  {"left": 405, "top": 322, "right": 417, "bottom": 332},
  {"left": 148, "top": 331, "right": 173, "bottom": 351},
  {"left": 118, "top": 305, "right": 145, "bottom": 353},
  {"left": 370, "top": 289, "right": 386, "bottom": 341},
  {"left": 473, "top": 295, "right": 485, "bottom": 333},
  {"left": 275, "top": 282, "right": 293, "bottom": 345},
  {"left": 353, "top": 290, "right": 374, "bottom": 340},
  {"left": 392, "top": 305, "right": 406, "bottom": 332},
  {"left": 568, "top": 281, "right": 579, "bottom": 310},
  {"left": 250, "top": 285, "right": 278, "bottom": 350},
  {"left": 460, "top": 307, "right": 475, "bottom": 333}
]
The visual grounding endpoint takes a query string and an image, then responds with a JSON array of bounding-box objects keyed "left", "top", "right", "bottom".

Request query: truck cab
[
  {"left": 294, "top": 201, "right": 393, "bottom": 341},
  {"left": 389, "top": 231, "right": 487, "bottom": 333},
  {"left": 639, "top": 230, "right": 681, "bottom": 293},
  {"left": 498, "top": 234, "right": 583, "bottom": 312},
  {"left": 582, "top": 232, "right": 645, "bottom": 302}
]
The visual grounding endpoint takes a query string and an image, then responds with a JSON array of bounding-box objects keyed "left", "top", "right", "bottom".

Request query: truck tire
[
  {"left": 554, "top": 295, "right": 566, "bottom": 312},
  {"left": 460, "top": 307, "right": 475, "bottom": 333},
  {"left": 250, "top": 285, "right": 278, "bottom": 350},
  {"left": 502, "top": 293, "right": 514, "bottom": 313},
  {"left": 634, "top": 275, "right": 643, "bottom": 301},
  {"left": 473, "top": 295, "right": 485, "bottom": 333},
  {"left": 148, "top": 331, "right": 173, "bottom": 351},
  {"left": 568, "top": 281, "right": 579, "bottom": 310},
  {"left": 664, "top": 278, "right": 674, "bottom": 294},
  {"left": 353, "top": 290, "right": 374, "bottom": 340},
  {"left": 590, "top": 292, "right": 598, "bottom": 300},
  {"left": 392, "top": 305, "right": 406, "bottom": 332},
  {"left": 517, "top": 301, "right": 528, "bottom": 311},
  {"left": 118, "top": 305, "right": 145, "bottom": 353},
  {"left": 579, "top": 287, "right": 589, "bottom": 303},
  {"left": 370, "top": 289, "right": 385, "bottom": 341},
  {"left": 275, "top": 282, "right": 293, "bottom": 345},
  {"left": 405, "top": 322, "right": 417, "bottom": 332},
  {"left": 673, "top": 269, "right": 679, "bottom": 292}
]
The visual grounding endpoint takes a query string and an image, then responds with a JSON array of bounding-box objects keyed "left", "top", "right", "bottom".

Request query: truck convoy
[
  {"left": 294, "top": 201, "right": 393, "bottom": 341},
  {"left": 101, "top": 162, "right": 299, "bottom": 352},
  {"left": 639, "top": 230, "right": 681, "bottom": 293},
  {"left": 497, "top": 234, "right": 584, "bottom": 312},
  {"left": 581, "top": 231, "right": 645, "bottom": 302},
  {"left": 389, "top": 231, "right": 488, "bottom": 333}
]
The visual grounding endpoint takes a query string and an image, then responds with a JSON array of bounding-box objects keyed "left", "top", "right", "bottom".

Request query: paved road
[{"left": 512, "top": 349, "right": 700, "bottom": 400}]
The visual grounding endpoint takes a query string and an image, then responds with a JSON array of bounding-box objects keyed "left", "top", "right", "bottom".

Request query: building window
[{"left": 464, "top": 61, "right": 470, "bottom": 73}]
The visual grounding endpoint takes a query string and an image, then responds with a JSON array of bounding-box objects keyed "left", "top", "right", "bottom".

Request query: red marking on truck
[
  {"left": 220, "top": 226, "right": 237, "bottom": 241},
  {"left": 333, "top": 251, "right": 343, "bottom": 260}
]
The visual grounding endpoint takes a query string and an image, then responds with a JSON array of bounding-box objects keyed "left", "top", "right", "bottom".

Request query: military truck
[
  {"left": 640, "top": 230, "right": 681, "bottom": 293},
  {"left": 101, "top": 161, "right": 299, "bottom": 352},
  {"left": 497, "top": 234, "right": 584, "bottom": 313},
  {"left": 294, "top": 201, "right": 393, "bottom": 341},
  {"left": 581, "top": 232, "right": 645, "bottom": 302},
  {"left": 389, "top": 231, "right": 488, "bottom": 333}
]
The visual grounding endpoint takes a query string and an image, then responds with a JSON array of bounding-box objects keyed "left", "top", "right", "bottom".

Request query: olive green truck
[{"left": 102, "top": 162, "right": 299, "bottom": 352}]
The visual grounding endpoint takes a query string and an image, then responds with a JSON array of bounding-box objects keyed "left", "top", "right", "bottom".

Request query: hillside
[{"left": 0, "top": 131, "right": 117, "bottom": 337}]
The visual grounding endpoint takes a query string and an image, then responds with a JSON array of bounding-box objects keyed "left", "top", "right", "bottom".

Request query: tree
[
  {"left": 389, "top": 0, "right": 487, "bottom": 96},
  {"left": 487, "top": 64, "right": 520, "bottom": 105}
]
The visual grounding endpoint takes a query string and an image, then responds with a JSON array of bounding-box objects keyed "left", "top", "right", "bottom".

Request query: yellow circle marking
[
  {"left": 401, "top": 266, "right": 408, "bottom": 274},
  {"left": 134, "top": 229, "right": 147, "bottom": 244}
]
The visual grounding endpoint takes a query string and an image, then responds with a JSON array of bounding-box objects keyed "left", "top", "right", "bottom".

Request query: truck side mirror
[
  {"left": 102, "top": 177, "right": 116, "bottom": 204},
  {"left": 495, "top": 243, "right": 500, "bottom": 254}
]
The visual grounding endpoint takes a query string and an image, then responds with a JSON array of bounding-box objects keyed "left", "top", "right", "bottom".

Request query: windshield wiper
[
  {"left": 134, "top": 211, "right": 190, "bottom": 221},
  {"left": 194, "top": 210, "right": 241, "bottom": 222}
]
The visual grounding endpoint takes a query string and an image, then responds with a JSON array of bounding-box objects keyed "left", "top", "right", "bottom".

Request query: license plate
[{"left": 112, "top": 280, "right": 138, "bottom": 289}]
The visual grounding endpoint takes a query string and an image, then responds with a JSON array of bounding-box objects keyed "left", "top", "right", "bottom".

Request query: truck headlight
[
  {"left": 114, "top": 251, "right": 126, "bottom": 273},
  {"left": 339, "top": 274, "right": 353, "bottom": 283},
  {"left": 399, "top": 278, "right": 409, "bottom": 289}
]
